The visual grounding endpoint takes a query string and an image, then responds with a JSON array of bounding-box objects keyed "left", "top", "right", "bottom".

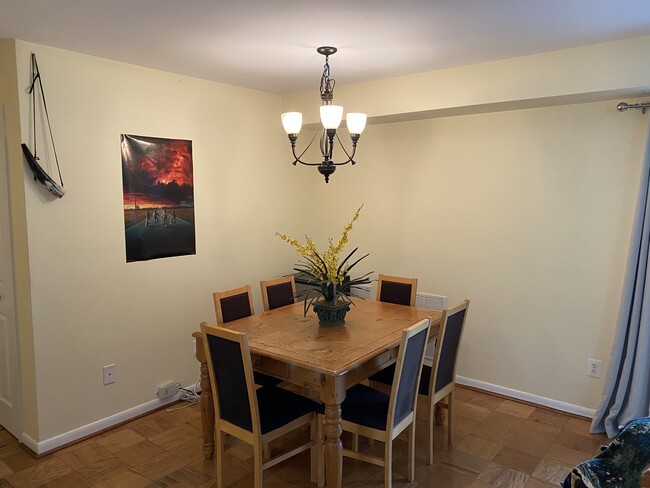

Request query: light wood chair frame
[
  {"left": 368, "top": 299, "right": 470, "bottom": 465},
  {"left": 318, "top": 318, "right": 431, "bottom": 488},
  {"left": 423, "top": 299, "right": 469, "bottom": 464},
  {"left": 213, "top": 284, "right": 255, "bottom": 325},
  {"left": 260, "top": 275, "right": 297, "bottom": 312},
  {"left": 376, "top": 274, "right": 418, "bottom": 307},
  {"left": 201, "top": 322, "right": 317, "bottom": 488}
]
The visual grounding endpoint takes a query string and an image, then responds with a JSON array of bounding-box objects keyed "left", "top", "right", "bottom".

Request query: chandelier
[{"left": 281, "top": 46, "right": 367, "bottom": 183}]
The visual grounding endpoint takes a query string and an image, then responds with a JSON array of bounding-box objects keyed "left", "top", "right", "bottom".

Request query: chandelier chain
[{"left": 320, "top": 55, "right": 335, "bottom": 103}]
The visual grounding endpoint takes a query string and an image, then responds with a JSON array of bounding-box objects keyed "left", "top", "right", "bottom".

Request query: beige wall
[
  {"left": 308, "top": 102, "right": 647, "bottom": 409},
  {"left": 13, "top": 41, "right": 317, "bottom": 441}
]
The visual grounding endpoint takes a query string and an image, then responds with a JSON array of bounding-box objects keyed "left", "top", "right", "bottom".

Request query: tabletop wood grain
[{"left": 221, "top": 299, "right": 439, "bottom": 376}]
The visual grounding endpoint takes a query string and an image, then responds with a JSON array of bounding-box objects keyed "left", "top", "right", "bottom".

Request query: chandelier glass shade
[{"left": 281, "top": 46, "right": 367, "bottom": 183}]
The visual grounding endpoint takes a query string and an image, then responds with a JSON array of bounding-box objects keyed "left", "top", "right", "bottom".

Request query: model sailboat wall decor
[
  {"left": 21, "top": 143, "right": 64, "bottom": 198},
  {"left": 22, "top": 53, "right": 65, "bottom": 198}
]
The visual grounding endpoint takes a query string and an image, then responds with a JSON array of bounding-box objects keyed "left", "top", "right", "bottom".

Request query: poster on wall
[{"left": 121, "top": 134, "right": 196, "bottom": 262}]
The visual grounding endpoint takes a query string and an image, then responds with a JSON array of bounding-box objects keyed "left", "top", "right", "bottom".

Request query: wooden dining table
[{"left": 193, "top": 299, "right": 441, "bottom": 488}]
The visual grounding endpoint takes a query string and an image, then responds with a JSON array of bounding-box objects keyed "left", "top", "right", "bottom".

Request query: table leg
[
  {"left": 323, "top": 403, "right": 342, "bottom": 488},
  {"left": 193, "top": 332, "right": 215, "bottom": 459},
  {"left": 434, "top": 404, "right": 445, "bottom": 425},
  {"left": 321, "top": 375, "right": 345, "bottom": 488},
  {"left": 199, "top": 358, "right": 215, "bottom": 458}
]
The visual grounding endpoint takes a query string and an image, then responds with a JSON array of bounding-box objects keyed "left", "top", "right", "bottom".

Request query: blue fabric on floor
[{"left": 563, "top": 417, "right": 650, "bottom": 488}]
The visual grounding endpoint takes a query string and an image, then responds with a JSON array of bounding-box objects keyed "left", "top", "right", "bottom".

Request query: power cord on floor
[{"left": 166, "top": 379, "right": 200, "bottom": 413}]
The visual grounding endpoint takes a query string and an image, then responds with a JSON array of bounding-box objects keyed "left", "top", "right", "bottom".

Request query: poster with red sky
[{"left": 121, "top": 134, "right": 196, "bottom": 262}]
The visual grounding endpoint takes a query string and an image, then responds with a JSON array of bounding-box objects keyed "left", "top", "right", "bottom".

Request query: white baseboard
[
  {"left": 20, "top": 393, "right": 181, "bottom": 455},
  {"left": 21, "top": 377, "right": 595, "bottom": 455},
  {"left": 456, "top": 376, "right": 596, "bottom": 418}
]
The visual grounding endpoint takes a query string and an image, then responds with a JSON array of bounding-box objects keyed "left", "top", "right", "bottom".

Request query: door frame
[{"left": 0, "top": 104, "right": 23, "bottom": 438}]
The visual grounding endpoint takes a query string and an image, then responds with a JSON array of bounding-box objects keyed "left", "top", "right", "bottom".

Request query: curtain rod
[{"left": 617, "top": 102, "right": 650, "bottom": 114}]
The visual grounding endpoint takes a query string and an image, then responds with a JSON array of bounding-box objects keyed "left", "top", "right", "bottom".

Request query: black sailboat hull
[{"left": 21, "top": 143, "right": 65, "bottom": 198}]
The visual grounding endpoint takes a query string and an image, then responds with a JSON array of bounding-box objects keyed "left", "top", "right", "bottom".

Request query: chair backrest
[
  {"left": 376, "top": 274, "right": 418, "bottom": 307},
  {"left": 387, "top": 318, "right": 431, "bottom": 432},
  {"left": 200, "top": 322, "right": 260, "bottom": 435},
  {"left": 213, "top": 285, "right": 255, "bottom": 324},
  {"left": 260, "top": 275, "right": 296, "bottom": 311},
  {"left": 428, "top": 299, "right": 470, "bottom": 399}
]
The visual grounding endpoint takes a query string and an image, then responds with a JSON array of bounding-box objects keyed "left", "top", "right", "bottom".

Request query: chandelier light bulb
[
  {"left": 320, "top": 105, "right": 343, "bottom": 129},
  {"left": 281, "top": 112, "right": 303, "bottom": 134},
  {"left": 346, "top": 113, "right": 367, "bottom": 135}
]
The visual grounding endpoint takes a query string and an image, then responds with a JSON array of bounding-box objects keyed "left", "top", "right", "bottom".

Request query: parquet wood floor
[{"left": 0, "top": 386, "right": 647, "bottom": 487}]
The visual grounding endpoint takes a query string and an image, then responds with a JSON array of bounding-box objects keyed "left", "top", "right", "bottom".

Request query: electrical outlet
[
  {"left": 103, "top": 364, "right": 116, "bottom": 385},
  {"left": 157, "top": 382, "right": 180, "bottom": 399},
  {"left": 192, "top": 338, "right": 196, "bottom": 358},
  {"left": 587, "top": 358, "right": 602, "bottom": 378}
]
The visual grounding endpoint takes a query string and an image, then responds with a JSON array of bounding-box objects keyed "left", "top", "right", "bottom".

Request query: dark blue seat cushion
[
  {"left": 339, "top": 384, "right": 391, "bottom": 431},
  {"left": 369, "top": 363, "right": 431, "bottom": 396},
  {"left": 254, "top": 372, "right": 283, "bottom": 388},
  {"left": 257, "top": 386, "right": 319, "bottom": 434}
]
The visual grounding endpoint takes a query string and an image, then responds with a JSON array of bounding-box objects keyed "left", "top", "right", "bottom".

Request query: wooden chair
[
  {"left": 260, "top": 275, "right": 296, "bottom": 311},
  {"left": 318, "top": 318, "right": 431, "bottom": 488},
  {"left": 212, "top": 285, "right": 281, "bottom": 387},
  {"left": 369, "top": 299, "right": 470, "bottom": 464},
  {"left": 376, "top": 274, "right": 418, "bottom": 306},
  {"left": 201, "top": 322, "right": 319, "bottom": 488},
  {"left": 213, "top": 284, "right": 255, "bottom": 325}
]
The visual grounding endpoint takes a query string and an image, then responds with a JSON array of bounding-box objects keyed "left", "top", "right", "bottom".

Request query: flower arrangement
[{"left": 276, "top": 205, "right": 372, "bottom": 321}]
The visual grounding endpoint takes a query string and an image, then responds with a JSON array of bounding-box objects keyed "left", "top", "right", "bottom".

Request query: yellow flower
[{"left": 276, "top": 205, "right": 363, "bottom": 285}]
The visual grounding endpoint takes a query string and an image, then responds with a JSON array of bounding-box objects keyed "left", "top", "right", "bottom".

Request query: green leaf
[
  {"left": 337, "top": 247, "right": 358, "bottom": 275},
  {"left": 343, "top": 253, "right": 369, "bottom": 276}
]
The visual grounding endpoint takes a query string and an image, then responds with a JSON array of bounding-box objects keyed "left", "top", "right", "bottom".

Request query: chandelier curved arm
[
  {"left": 290, "top": 130, "right": 321, "bottom": 166},
  {"left": 289, "top": 129, "right": 360, "bottom": 167},
  {"left": 330, "top": 132, "right": 357, "bottom": 166}
]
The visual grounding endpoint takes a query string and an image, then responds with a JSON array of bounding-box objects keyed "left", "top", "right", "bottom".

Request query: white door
[{"left": 0, "top": 106, "right": 22, "bottom": 438}]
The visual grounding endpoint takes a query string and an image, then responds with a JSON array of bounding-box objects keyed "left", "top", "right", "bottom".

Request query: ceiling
[{"left": 2, "top": 0, "right": 650, "bottom": 95}]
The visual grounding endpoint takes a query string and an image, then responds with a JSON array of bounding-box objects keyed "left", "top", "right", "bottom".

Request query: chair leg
[
  {"left": 384, "top": 438, "right": 392, "bottom": 488},
  {"left": 447, "top": 391, "right": 454, "bottom": 445},
  {"left": 216, "top": 430, "right": 225, "bottom": 488},
  {"left": 407, "top": 422, "right": 415, "bottom": 481},
  {"left": 253, "top": 442, "right": 263, "bottom": 488},
  {"left": 428, "top": 400, "right": 435, "bottom": 465},
  {"left": 352, "top": 433, "right": 359, "bottom": 452}
]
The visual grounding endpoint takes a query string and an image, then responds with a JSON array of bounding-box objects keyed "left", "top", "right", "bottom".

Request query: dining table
[{"left": 192, "top": 299, "right": 441, "bottom": 488}]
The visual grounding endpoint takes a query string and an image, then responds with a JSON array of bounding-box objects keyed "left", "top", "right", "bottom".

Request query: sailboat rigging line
[{"left": 28, "top": 53, "right": 63, "bottom": 187}]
